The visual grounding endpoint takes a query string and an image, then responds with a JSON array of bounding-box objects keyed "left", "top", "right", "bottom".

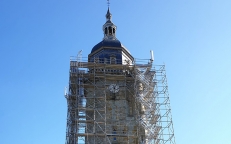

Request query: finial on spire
[
  {"left": 107, "top": 0, "right": 110, "bottom": 8},
  {"left": 106, "top": 0, "right": 111, "bottom": 20}
]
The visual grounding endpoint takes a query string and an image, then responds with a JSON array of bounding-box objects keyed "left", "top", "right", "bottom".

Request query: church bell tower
[{"left": 65, "top": 7, "right": 176, "bottom": 144}]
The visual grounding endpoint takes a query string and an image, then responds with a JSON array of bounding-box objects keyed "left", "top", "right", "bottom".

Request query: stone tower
[{"left": 87, "top": 8, "right": 140, "bottom": 143}]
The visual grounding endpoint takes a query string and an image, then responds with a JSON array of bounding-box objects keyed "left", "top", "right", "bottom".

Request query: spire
[
  {"left": 103, "top": 7, "right": 117, "bottom": 40},
  {"left": 106, "top": 0, "right": 112, "bottom": 21},
  {"left": 106, "top": 7, "right": 112, "bottom": 21}
]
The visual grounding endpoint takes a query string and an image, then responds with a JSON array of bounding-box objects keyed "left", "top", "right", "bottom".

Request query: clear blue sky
[{"left": 0, "top": 0, "right": 231, "bottom": 144}]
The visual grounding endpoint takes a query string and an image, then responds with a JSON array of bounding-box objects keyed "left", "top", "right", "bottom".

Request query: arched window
[
  {"left": 109, "top": 26, "right": 112, "bottom": 35},
  {"left": 105, "top": 27, "right": 108, "bottom": 34},
  {"left": 110, "top": 57, "right": 116, "bottom": 64}
]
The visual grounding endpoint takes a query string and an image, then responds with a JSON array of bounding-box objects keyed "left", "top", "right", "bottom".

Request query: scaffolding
[{"left": 65, "top": 56, "right": 176, "bottom": 144}]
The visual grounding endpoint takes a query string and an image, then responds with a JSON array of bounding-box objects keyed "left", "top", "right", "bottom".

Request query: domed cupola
[{"left": 88, "top": 8, "right": 134, "bottom": 65}]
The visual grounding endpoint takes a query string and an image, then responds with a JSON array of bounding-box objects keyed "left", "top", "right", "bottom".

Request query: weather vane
[{"left": 107, "top": 0, "right": 110, "bottom": 7}]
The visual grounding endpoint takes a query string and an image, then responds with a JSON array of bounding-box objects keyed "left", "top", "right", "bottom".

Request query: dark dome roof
[{"left": 91, "top": 39, "right": 130, "bottom": 53}]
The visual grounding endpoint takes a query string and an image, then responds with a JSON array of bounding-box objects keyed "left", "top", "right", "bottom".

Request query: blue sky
[{"left": 0, "top": 0, "right": 231, "bottom": 144}]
